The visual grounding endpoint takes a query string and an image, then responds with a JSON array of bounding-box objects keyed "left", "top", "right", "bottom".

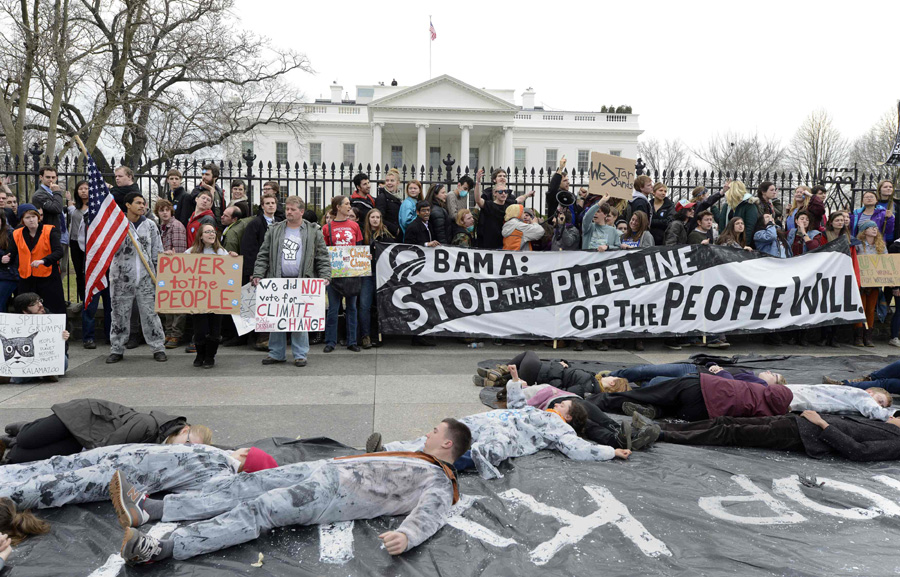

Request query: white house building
[{"left": 241, "top": 75, "right": 642, "bottom": 179}]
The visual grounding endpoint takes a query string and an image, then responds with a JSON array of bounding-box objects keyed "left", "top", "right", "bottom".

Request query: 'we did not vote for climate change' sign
[{"left": 254, "top": 278, "right": 326, "bottom": 332}]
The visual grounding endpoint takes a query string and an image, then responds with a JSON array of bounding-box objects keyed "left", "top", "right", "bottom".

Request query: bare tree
[
  {"left": 693, "top": 131, "right": 786, "bottom": 176},
  {"left": 787, "top": 109, "right": 849, "bottom": 177},
  {"left": 850, "top": 105, "right": 900, "bottom": 180},
  {"left": 638, "top": 138, "right": 690, "bottom": 183}
]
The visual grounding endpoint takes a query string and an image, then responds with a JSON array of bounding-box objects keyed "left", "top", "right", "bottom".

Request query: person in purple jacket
[
  {"left": 583, "top": 370, "right": 794, "bottom": 422},
  {"left": 610, "top": 362, "right": 785, "bottom": 388}
]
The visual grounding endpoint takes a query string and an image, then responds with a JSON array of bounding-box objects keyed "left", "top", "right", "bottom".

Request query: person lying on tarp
[
  {"left": 605, "top": 361, "right": 786, "bottom": 388},
  {"left": 658, "top": 410, "right": 900, "bottom": 462},
  {"left": 473, "top": 350, "right": 631, "bottom": 394},
  {"left": 823, "top": 358, "right": 900, "bottom": 395},
  {"left": 370, "top": 365, "right": 632, "bottom": 480},
  {"left": 114, "top": 419, "right": 471, "bottom": 565},
  {"left": 786, "top": 385, "right": 896, "bottom": 422}
]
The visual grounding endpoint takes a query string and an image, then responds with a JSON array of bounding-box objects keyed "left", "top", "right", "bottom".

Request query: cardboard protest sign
[
  {"left": 328, "top": 246, "right": 372, "bottom": 277},
  {"left": 857, "top": 254, "right": 900, "bottom": 287},
  {"left": 254, "top": 278, "right": 326, "bottom": 332},
  {"left": 589, "top": 152, "right": 636, "bottom": 200},
  {"left": 155, "top": 253, "right": 242, "bottom": 314},
  {"left": 231, "top": 283, "right": 257, "bottom": 336},
  {"left": 0, "top": 313, "right": 66, "bottom": 377}
]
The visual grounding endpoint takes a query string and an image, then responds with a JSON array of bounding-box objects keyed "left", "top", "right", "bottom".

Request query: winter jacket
[
  {"left": 350, "top": 192, "right": 376, "bottom": 222},
  {"left": 664, "top": 219, "right": 688, "bottom": 246},
  {"left": 31, "top": 185, "right": 66, "bottom": 238},
  {"left": 241, "top": 212, "right": 283, "bottom": 281},
  {"left": 374, "top": 188, "right": 402, "bottom": 238},
  {"left": 753, "top": 224, "right": 789, "bottom": 258},
  {"left": 687, "top": 228, "right": 713, "bottom": 245},
  {"left": 522, "top": 384, "right": 580, "bottom": 411},
  {"left": 716, "top": 196, "right": 760, "bottom": 248},
  {"left": 785, "top": 195, "right": 826, "bottom": 232},
  {"left": 0, "top": 229, "right": 18, "bottom": 282},
  {"left": 428, "top": 203, "right": 452, "bottom": 245},
  {"left": 755, "top": 197, "right": 785, "bottom": 231},
  {"left": 110, "top": 183, "right": 141, "bottom": 213},
  {"left": 398, "top": 197, "right": 419, "bottom": 236},
  {"left": 221, "top": 216, "right": 252, "bottom": 254},
  {"left": 111, "top": 216, "right": 161, "bottom": 284},
  {"left": 787, "top": 228, "right": 825, "bottom": 255},
  {"left": 851, "top": 206, "right": 894, "bottom": 237},
  {"left": 51, "top": 398, "right": 186, "bottom": 449},
  {"left": 535, "top": 360, "right": 602, "bottom": 399},
  {"left": 403, "top": 218, "right": 433, "bottom": 246},
  {"left": 582, "top": 223, "right": 620, "bottom": 251},
  {"left": 501, "top": 217, "right": 544, "bottom": 251},
  {"left": 875, "top": 198, "right": 898, "bottom": 242},
  {"left": 796, "top": 414, "right": 900, "bottom": 461},
  {"left": 624, "top": 191, "right": 651, "bottom": 224},
  {"left": 648, "top": 197, "right": 675, "bottom": 245},
  {"left": 252, "top": 219, "right": 331, "bottom": 280},
  {"left": 699, "top": 373, "right": 793, "bottom": 419},
  {"left": 186, "top": 209, "right": 216, "bottom": 246},
  {"left": 546, "top": 172, "right": 567, "bottom": 217},
  {"left": 451, "top": 223, "right": 476, "bottom": 247}
]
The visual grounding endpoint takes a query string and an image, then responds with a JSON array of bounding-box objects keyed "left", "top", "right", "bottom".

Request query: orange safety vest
[
  {"left": 502, "top": 228, "right": 532, "bottom": 251},
  {"left": 14, "top": 225, "right": 54, "bottom": 279}
]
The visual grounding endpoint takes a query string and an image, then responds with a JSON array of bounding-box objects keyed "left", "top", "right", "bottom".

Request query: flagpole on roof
[{"left": 429, "top": 15, "right": 432, "bottom": 79}]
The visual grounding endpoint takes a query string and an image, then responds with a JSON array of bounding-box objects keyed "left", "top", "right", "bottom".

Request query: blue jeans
[
  {"left": 12, "top": 354, "right": 68, "bottom": 384},
  {"left": 325, "top": 285, "right": 357, "bottom": 347},
  {"left": 611, "top": 363, "right": 698, "bottom": 385},
  {"left": 82, "top": 287, "right": 111, "bottom": 342},
  {"left": 268, "top": 331, "right": 310, "bottom": 362},
  {"left": 0, "top": 280, "right": 16, "bottom": 313},
  {"left": 847, "top": 358, "right": 900, "bottom": 394},
  {"left": 358, "top": 276, "right": 375, "bottom": 340}
]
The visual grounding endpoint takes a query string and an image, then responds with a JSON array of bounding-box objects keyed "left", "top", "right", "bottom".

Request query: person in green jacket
[
  {"left": 715, "top": 181, "right": 759, "bottom": 247},
  {"left": 220, "top": 205, "right": 251, "bottom": 254}
]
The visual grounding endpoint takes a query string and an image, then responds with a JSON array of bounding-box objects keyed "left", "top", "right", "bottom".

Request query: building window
[
  {"left": 308, "top": 186, "right": 322, "bottom": 211},
  {"left": 545, "top": 149, "right": 558, "bottom": 171},
  {"left": 429, "top": 146, "right": 441, "bottom": 171},
  {"left": 240, "top": 140, "right": 254, "bottom": 158},
  {"left": 275, "top": 142, "right": 288, "bottom": 167},
  {"left": 514, "top": 148, "right": 527, "bottom": 171},
  {"left": 609, "top": 150, "right": 622, "bottom": 157},
  {"left": 469, "top": 147, "right": 479, "bottom": 171},
  {"left": 391, "top": 145, "right": 403, "bottom": 168},
  {"left": 577, "top": 150, "right": 590, "bottom": 174},
  {"left": 342, "top": 143, "right": 356, "bottom": 169},
  {"left": 309, "top": 142, "right": 322, "bottom": 166}
]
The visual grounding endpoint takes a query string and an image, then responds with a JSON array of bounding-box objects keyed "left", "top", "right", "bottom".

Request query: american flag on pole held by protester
[{"left": 83, "top": 153, "right": 129, "bottom": 307}]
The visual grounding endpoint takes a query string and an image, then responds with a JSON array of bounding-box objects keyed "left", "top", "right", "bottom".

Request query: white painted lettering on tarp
[
  {"left": 698, "top": 475, "right": 806, "bottom": 525},
  {"left": 499, "top": 485, "right": 670, "bottom": 565},
  {"left": 319, "top": 521, "right": 354, "bottom": 564},
  {"left": 773, "top": 475, "right": 900, "bottom": 520},
  {"left": 873, "top": 474, "right": 900, "bottom": 492},
  {"left": 445, "top": 495, "right": 517, "bottom": 548},
  {"left": 87, "top": 523, "right": 177, "bottom": 577}
]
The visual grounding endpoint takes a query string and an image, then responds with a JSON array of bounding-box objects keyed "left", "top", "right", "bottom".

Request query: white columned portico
[
  {"left": 372, "top": 122, "right": 384, "bottom": 169},
  {"left": 416, "top": 123, "right": 429, "bottom": 171},
  {"left": 503, "top": 126, "right": 514, "bottom": 170},
  {"left": 459, "top": 124, "right": 472, "bottom": 171}
]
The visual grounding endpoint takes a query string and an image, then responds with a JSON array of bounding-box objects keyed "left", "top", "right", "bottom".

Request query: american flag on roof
[
  {"left": 429, "top": 20, "right": 436, "bottom": 41},
  {"left": 83, "top": 153, "right": 129, "bottom": 307}
]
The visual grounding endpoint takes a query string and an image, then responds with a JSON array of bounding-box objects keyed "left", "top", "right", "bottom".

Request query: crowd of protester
[{"left": 0, "top": 163, "right": 896, "bottom": 375}]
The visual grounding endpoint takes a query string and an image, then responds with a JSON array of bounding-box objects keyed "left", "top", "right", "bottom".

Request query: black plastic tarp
[{"left": 9, "top": 356, "right": 900, "bottom": 576}]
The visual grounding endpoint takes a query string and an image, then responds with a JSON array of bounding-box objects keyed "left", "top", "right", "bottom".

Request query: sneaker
[
  {"left": 83, "top": 339, "right": 97, "bottom": 350},
  {"left": 361, "top": 336, "right": 372, "bottom": 350},
  {"left": 822, "top": 375, "right": 843, "bottom": 385},
  {"left": 261, "top": 356, "right": 286, "bottom": 365},
  {"left": 366, "top": 432, "right": 384, "bottom": 453},
  {"left": 106, "top": 353, "right": 124, "bottom": 364},
  {"left": 476, "top": 367, "right": 503, "bottom": 382},
  {"left": 472, "top": 375, "right": 488, "bottom": 387},
  {"left": 890, "top": 338, "right": 900, "bottom": 348},
  {"left": 110, "top": 470, "right": 149, "bottom": 528},
  {"left": 153, "top": 352, "right": 167, "bottom": 362},
  {"left": 615, "top": 421, "right": 633, "bottom": 450},
  {"left": 664, "top": 339, "right": 682, "bottom": 350},
  {"left": 631, "top": 424, "right": 661, "bottom": 451},
  {"left": 164, "top": 337, "right": 178, "bottom": 350},
  {"left": 294, "top": 358, "right": 307, "bottom": 367},
  {"left": 120, "top": 528, "right": 162, "bottom": 565},
  {"left": 622, "top": 401, "right": 657, "bottom": 420},
  {"left": 706, "top": 339, "right": 730, "bottom": 349},
  {"left": 184, "top": 343, "right": 196, "bottom": 354},
  {"left": 632, "top": 411, "right": 655, "bottom": 430}
]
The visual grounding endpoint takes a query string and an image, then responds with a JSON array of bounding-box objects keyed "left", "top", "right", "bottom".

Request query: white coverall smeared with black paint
[
  {"left": 109, "top": 216, "right": 165, "bottom": 353},
  {"left": 385, "top": 380, "right": 616, "bottom": 479},
  {"left": 0, "top": 444, "right": 238, "bottom": 510},
  {"left": 161, "top": 456, "right": 454, "bottom": 560}
]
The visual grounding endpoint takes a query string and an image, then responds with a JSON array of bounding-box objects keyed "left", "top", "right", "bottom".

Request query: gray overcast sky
[{"left": 234, "top": 0, "right": 900, "bottom": 153}]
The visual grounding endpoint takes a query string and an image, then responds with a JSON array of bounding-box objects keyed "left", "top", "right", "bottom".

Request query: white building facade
[{"left": 242, "top": 75, "right": 642, "bottom": 179}]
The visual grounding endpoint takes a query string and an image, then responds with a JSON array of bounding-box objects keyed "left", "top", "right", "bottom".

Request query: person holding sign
[
  {"left": 854, "top": 220, "right": 887, "bottom": 347},
  {"left": 252, "top": 196, "right": 330, "bottom": 367},
  {"left": 106, "top": 193, "right": 167, "bottom": 364},
  {"left": 322, "top": 196, "right": 364, "bottom": 353},
  {"left": 181, "top": 224, "right": 239, "bottom": 368}
]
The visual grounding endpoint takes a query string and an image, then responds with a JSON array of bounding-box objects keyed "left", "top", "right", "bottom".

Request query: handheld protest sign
[
  {"left": 856, "top": 254, "right": 900, "bottom": 287},
  {"left": 231, "top": 282, "right": 257, "bottom": 336},
  {"left": 155, "top": 254, "right": 242, "bottom": 314},
  {"left": 254, "top": 278, "right": 326, "bottom": 332},
  {"left": 588, "top": 152, "right": 636, "bottom": 200},
  {"left": 328, "top": 246, "right": 372, "bottom": 277},
  {"left": 0, "top": 313, "right": 66, "bottom": 377}
]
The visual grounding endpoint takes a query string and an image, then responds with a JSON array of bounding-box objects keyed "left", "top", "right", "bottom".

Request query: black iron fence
[{"left": 1, "top": 143, "right": 897, "bottom": 304}]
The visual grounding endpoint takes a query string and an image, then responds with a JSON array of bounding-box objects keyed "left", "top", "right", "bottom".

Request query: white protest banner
[
  {"left": 254, "top": 278, "right": 326, "bottom": 332},
  {"left": 0, "top": 313, "right": 66, "bottom": 376},
  {"left": 328, "top": 246, "right": 372, "bottom": 277},
  {"left": 588, "top": 152, "right": 635, "bottom": 200},
  {"left": 374, "top": 237, "right": 864, "bottom": 339},
  {"left": 231, "top": 282, "right": 257, "bottom": 336}
]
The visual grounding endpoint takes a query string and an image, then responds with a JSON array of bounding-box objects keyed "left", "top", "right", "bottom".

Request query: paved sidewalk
[{"left": 0, "top": 337, "right": 895, "bottom": 448}]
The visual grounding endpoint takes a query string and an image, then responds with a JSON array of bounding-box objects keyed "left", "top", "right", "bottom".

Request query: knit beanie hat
[
  {"left": 242, "top": 447, "right": 278, "bottom": 473},
  {"left": 504, "top": 204, "right": 523, "bottom": 222},
  {"left": 17, "top": 203, "right": 38, "bottom": 220},
  {"left": 858, "top": 220, "right": 877, "bottom": 232}
]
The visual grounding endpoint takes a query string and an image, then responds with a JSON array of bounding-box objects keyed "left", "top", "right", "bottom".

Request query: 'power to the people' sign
[{"left": 155, "top": 253, "right": 242, "bottom": 314}]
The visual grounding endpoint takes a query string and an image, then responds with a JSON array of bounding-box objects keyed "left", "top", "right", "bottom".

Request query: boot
[
  {"left": 863, "top": 328, "right": 875, "bottom": 347},
  {"left": 797, "top": 331, "right": 809, "bottom": 347},
  {"left": 203, "top": 339, "right": 219, "bottom": 368},
  {"left": 853, "top": 327, "right": 865, "bottom": 347},
  {"left": 193, "top": 342, "right": 206, "bottom": 367}
]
